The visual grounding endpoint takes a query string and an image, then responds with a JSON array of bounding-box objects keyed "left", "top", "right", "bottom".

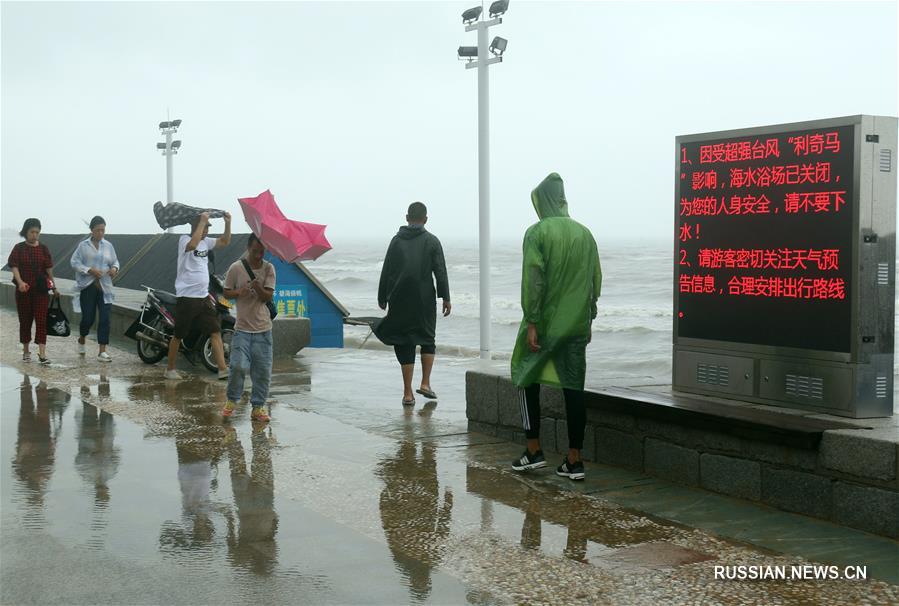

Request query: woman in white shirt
[{"left": 70, "top": 216, "right": 120, "bottom": 362}]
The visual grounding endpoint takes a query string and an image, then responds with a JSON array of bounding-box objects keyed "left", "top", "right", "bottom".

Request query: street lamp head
[
  {"left": 462, "top": 6, "right": 482, "bottom": 24},
  {"left": 159, "top": 121, "right": 171, "bottom": 129},
  {"left": 156, "top": 142, "right": 167, "bottom": 150},
  {"left": 458, "top": 46, "right": 478, "bottom": 61},
  {"left": 489, "top": 0, "right": 509, "bottom": 17},
  {"left": 171, "top": 140, "right": 182, "bottom": 150},
  {"left": 489, "top": 36, "right": 507, "bottom": 56},
  {"left": 170, "top": 119, "right": 182, "bottom": 128}
]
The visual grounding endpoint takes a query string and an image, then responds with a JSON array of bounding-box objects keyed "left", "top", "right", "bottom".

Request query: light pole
[
  {"left": 458, "top": 1, "right": 509, "bottom": 360},
  {"left": 157, "top": 119, "right": 182, "bottom": 232}
]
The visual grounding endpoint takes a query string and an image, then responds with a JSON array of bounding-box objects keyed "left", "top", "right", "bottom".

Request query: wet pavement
[{"left": 1, "top": 308, "right": 898, "bottom": 605}]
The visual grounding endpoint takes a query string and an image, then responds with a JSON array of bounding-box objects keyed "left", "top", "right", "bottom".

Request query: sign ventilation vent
[
  {"left": 785, "top": 374, "right": 824, "bottom": 400},
  {"left": 880, "top": 149, "right": 892, "bottom": 172},
  {"left": 697, "top": 363, "right": 729, "bottom": 386},
  {"left": 877, "top": 263, "right": 890, "bottom": 286},
  {"left": 875, "top": 376, "right": 888, "bottom": 399}
]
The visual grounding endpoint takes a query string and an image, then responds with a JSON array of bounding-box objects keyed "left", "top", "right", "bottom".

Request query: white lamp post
[
  {"left": 458, "top": 1, "right": 509, "bottom": 360},
  {"left": 157, "top": 119, "right": 182, "bottom": 233}
]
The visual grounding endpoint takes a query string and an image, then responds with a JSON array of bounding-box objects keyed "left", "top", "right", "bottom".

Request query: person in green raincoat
[{"left": 510, "top": 173, "right": 602, "bottom": 481}]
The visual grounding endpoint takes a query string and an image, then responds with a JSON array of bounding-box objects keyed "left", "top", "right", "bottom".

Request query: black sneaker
[
  {"left": 556, "top": 457, "right": 585, "bottom": 481},
  {"left": 511, "top": 449, "right": 546, "bottom": 471}
]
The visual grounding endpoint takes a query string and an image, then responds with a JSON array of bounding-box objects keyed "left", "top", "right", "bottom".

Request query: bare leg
[
  {"left": 527, "top": 438, "right": 541, "bottom": 454},
  {"left": 167, "top": 337, "right": 181, "bottom": 371},
  {"left": 401, "top": 363, "right": 414, "bottom": 401},
  {"left": 38, "top": 344, "right": 46, "bottom": 358},
  {"left": 568, "top": 448, "right": 581, "bottom": 463},
  {"left": 420, "top": 353, "right": 435, "bottom": 391},
  {"left": 210, "top": 332, "right": 227, "bottom": 371},
  {"left": 99, "top": 344, "right": 107, "bottom": 354}
]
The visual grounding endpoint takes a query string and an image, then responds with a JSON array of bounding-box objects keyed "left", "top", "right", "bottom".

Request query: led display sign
[{"left": 675, "top": 125, "right": 855, "bottom": 353}]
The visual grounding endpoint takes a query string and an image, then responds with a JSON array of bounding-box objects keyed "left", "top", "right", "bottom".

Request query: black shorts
[
  {"left": 394, "top": 344, "right": 436, "bottom": 365},
  {"left": 174, "top": 296, "right": 220, "bottom": 340}
]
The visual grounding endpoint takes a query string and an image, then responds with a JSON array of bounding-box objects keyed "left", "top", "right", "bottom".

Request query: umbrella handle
[{"left": 359, "top": 328, "right": 373, "bottom": 349}]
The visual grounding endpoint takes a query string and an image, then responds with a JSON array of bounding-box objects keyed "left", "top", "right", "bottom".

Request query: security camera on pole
[
  {"left": 156, "top": 119, "right": 183, "bottom": 233},
  {"left": 458, "top": 0, "right": 509, "bottom": 360}
]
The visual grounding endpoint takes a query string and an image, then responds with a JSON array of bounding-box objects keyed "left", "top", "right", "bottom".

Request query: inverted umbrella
[
  {"left": 238, "top": 189, "right": 332, "bottom": 262},
  {"left": 153, "top": 201, "right": 227, "bottom": 230}
]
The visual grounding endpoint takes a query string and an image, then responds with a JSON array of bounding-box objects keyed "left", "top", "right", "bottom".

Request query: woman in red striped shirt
[{"left": 8, "top": 218, "right": 59, "bottom": 364}]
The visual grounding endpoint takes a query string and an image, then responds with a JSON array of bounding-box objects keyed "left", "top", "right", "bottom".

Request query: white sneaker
[
  {"left": 78, "top": 342, "right": 86, "bottom": 355},
  {"left": 164, "top": 369, "right": 181, "bottom": 380},
  {"left": 218, "top": 368, "right": 230, "bottom": 381},
  {"left": 98, "top": 352, "right": 112, "bottom": 363}
]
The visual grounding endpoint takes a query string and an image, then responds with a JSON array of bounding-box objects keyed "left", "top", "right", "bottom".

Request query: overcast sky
[{"left": 2, "top": 1, "right": 896, "bottom": 246}]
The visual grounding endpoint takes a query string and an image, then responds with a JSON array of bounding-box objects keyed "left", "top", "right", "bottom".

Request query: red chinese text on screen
[
  {"left": 679, "top": 275, "right": 846, "bottom": 300},
  {"left": 696, "top": 248, "right": 840, "bottom": 271},
  {"left": 729, "top": 162, "right": 831, "bottom": 188},
  {"left": 788, "top": 132, "right": 841, "bottom": 156},
  {"left": 698, "top": 139, "right": 780, "bottom": 164},
  {"left": 680, "top": 191, "right": 845, "bottom": 217}
]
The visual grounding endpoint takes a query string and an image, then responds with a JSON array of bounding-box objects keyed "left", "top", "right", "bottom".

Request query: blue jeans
[
  {"left": 80, "top": 283, "right": 111, "bottom": 345},
  {"left": 227, "top": 330, "right": 273, "bottom": 408}
]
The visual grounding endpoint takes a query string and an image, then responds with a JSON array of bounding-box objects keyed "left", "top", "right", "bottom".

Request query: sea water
[
  {"left": 309, "top": 236, "right": 673, "bottom": 381},
  {"left": 310, "top": 235, "right": 899, "bottom": 382}
]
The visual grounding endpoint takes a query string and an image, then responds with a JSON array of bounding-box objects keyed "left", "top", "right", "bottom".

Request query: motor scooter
[{"left": 125, "top": 274, "right": 235, "bottom": 372}]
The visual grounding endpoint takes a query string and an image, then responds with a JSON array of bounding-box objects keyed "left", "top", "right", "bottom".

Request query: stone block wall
[{"left": 466, "top": 370, "right": 899, "bottom": 539}]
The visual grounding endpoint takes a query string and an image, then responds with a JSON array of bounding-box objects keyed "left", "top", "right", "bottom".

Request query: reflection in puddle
[
  {"left": 75, "top": 399, "right": 120, "bottom": 550},
  {"left": 12, "top": 375, "right": 70, "bottom": 528},
  {"left": 223, "top": 426, "right": 278, "bottom": 576},
  {"left": 377, "top": 440, "right": 453, "bottom": 603},
  {"left": 467, "top": 462, "right": 679, "bottom": 565}
]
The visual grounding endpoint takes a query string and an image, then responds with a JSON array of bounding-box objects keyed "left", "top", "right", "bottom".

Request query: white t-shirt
[{"left": 176, "top": 235, "right": 217, "bottom": 298}]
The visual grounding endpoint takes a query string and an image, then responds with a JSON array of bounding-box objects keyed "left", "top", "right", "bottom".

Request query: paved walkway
[{"left": 1, "top": 308, "right": 897, "bottom": 605}]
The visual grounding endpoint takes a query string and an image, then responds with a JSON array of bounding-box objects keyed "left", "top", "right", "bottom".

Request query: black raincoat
[{"left": 373, "top": 225, "right": 450, "bottom": 347}]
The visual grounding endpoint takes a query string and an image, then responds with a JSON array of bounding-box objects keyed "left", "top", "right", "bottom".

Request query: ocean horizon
[{"left": 5, "top": 231, "right": 897, "bottom": 381}]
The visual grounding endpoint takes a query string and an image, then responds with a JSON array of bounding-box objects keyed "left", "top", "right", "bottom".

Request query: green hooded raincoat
[{"left": 510, "top": 173, "right": 602, "bottom": 390}]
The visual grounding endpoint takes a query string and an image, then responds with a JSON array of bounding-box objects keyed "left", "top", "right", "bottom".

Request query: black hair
[
  {"left": 407, "top": 201, "right": 427, "bottom": 221},
  {"left": 19, "top": 218, "right": 41, "bottom": 238},
  {"left": 89, "top": 216, "right": 106, "bottom": 229},
  {"left": 247, "top": 233, "right": 262, "bottom": 248}
]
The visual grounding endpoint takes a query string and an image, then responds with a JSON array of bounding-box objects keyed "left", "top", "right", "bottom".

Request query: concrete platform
[{"left": 1, "top": 306, "right": 897, "bottom": 604}]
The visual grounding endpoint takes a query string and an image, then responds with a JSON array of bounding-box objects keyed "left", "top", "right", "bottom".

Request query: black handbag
[
  {"left": 46, "top": 297, "right": 71, "bottom": 337},
  {"left": 240, "top": 259, "right": 278, "bottom": 320}
]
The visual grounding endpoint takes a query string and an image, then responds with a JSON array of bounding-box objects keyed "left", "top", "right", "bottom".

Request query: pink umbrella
[{"left": 238, "top": 190, "right": 332, "bottom": 262}]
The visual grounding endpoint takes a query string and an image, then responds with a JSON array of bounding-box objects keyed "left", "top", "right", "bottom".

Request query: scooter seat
[{"left": 154, "top": 290, "right": 178, "bottom": 306}]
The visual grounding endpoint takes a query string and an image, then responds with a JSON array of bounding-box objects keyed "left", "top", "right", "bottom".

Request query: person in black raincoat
[
  {"left": 373, "top": 202, "right": 451, "bottom": 406},
  {"left": 510, "top": 173, "right": 602, "bottom": 481}
]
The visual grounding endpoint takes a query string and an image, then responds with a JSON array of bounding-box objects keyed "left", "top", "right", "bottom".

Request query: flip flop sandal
[
  {"left": 416, "top": 388, "right": 437, "bottom": 400},
  {"left": 402, "top": 397, "right": 415, "bottom": 407}
]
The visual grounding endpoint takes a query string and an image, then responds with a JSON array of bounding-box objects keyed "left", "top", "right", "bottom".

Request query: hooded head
[{"left": 531, "top": 172, "right": 569, "bottom": 219}]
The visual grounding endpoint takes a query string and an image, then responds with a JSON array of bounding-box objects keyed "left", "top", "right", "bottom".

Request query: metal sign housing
[{"left": 673, "top": 115, "right": 897, "bottom": 418}]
